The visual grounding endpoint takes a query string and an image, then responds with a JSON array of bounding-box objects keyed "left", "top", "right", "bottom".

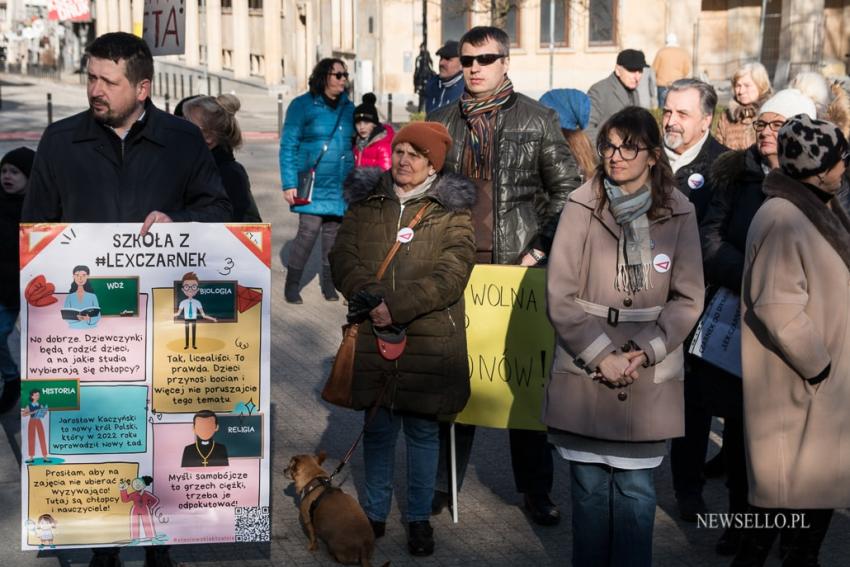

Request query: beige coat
[
  {"left": 742, "top": 171, "right": 850, "bottom": 509},
  {"left": 543, "top": 179, "right": 704, "bottom": 441},
  {"left": 652, "top": 46, "right": 691, "bottom": 87}
]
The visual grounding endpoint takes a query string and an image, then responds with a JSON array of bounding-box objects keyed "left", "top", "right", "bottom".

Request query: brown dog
[{"left": 285, "top": 452, "right": 387, "bottom": 566}]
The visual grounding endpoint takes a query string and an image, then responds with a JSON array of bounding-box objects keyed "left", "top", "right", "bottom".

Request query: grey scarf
[{"left": 604, "top": 178, "right": 653, "bottom": 294}]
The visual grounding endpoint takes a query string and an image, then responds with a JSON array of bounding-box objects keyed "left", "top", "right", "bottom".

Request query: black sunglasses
[
  {"left": 328, "top": 72, "right": 349, "bottom": 80},
  {"left": 459, "top": 53, "right": 506, "bottom": 68}
]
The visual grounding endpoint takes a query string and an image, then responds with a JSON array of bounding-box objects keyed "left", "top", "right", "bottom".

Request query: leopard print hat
[{"left": 778, "top": 114, "right": 848, "bottom": 179}]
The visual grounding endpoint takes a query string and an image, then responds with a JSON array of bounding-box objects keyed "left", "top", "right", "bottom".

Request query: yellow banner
[{"left": 456, "top": 265, "right": 554, "bottom": 431}]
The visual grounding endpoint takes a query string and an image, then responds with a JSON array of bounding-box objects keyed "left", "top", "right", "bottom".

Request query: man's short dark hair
[
  {"left": 308, "top": 58, "right": 347, "bottom": 97},
  {"left": 459, "top": 26, "right": 511, "bottom": 57},
  {"left": 667, "top": 78, "right": 718, "bottom": 118},
  {"left": 193, "top": 409, "right": 218, "bottom": 425},
  {"left": 85, "top": 32, "right": 154, "bottom": 85}
]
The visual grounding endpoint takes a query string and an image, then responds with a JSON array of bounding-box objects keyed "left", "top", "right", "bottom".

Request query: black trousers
[
  {"left": 733, "top": 507, "right": 833, "bottom": 566},
  {"left": 435, "top": 422, "right": 554, "bottom": 494},
  {"left": 670, "top": 358, "right": 748, "bottom": 513},
  {"left": 287, "top": 213, "right": 342, "bottom": 271}
]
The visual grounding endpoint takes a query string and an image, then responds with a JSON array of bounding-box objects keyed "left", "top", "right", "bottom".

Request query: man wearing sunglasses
[
  {"left": 428, "top": 25, "right": 580, "bottom": 527},
  {"left": 424, "top": 40, "right": 465, "bottom": 113},
  {"left": 585, "top": 49, "right": 649, "bottom": 145}
]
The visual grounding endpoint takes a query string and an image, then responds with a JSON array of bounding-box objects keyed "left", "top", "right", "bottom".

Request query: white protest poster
[
  {"left": 19, "top": 223, "right": 271, "bottom": 550},
  {"left": 47, "top": 0, "right": 91, "bottom": 22},
  {"left": 143, "top": 0, "right": 185, "bottom": 56},
  {"left": 688, "top": 286, "right": 743, "bottom": 377}
]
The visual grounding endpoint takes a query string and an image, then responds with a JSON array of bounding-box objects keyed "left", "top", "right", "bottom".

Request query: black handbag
[{"left": 293, "top": 107, "right": 345, "bottom": 205}]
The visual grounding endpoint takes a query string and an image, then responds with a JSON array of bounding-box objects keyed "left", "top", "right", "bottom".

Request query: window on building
[
  {"left": 441, "top": 0, "right": 468, "bottom": 43},
  {"left": 331, "top": 0, "right": 355, "bottom": 51},
  {"left": 220, "top": 0, "right": 232, "bottom": 9},
  {"left": 503, "top": 2, "right": 520, "bottom": 47},
  {"left": 540, "top": 0, "right": 568, "bottom": 47},
  {"left": 248, "top": 0, "right": 262, "bottom": 11},
  {"left": 588, "top": 0, "right": 616, "bottom": 45}
]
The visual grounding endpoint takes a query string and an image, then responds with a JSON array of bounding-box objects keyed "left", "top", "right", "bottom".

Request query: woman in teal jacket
[{"left": 279, "top": 58, "right": 354, "bottom": 303}]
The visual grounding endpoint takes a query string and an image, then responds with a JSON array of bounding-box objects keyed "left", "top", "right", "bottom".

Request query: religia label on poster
[{"left": 19, "top": 223, "right": 272, "bottom": 550}]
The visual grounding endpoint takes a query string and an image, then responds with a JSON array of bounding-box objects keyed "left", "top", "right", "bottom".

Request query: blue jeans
[
  {"left": 570, "top": 461, "right": 656, "bottom": 567},
  {"left": 0, "top": 305, "right": 19, "bottom": 382},
  {"left": 362, "top": 408, "right": 439, "bottom": 523}
]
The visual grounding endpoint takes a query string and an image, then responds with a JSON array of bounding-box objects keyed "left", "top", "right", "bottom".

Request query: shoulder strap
[
  {"left": 312, "top": 106, "right": 346, "bottom": 169},
  {"left": 375, "top": 203, "right": 431, "bottom": 280}
]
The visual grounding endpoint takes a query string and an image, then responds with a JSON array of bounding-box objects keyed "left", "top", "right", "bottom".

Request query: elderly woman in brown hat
[
  {"left": 736, "top": 114, "right": 850, "bottom": 566},
  {"left": 329, "top": 121, "right": 475, "bottom": 557}
]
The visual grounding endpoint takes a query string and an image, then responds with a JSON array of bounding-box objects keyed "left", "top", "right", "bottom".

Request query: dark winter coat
[
  {"left": 424, "top": 72, "right": 465, "bottom": 114},
  {"left": 699, "top": 146, "right": 769, "bottom": 293},
  {"left": 429, "top": 92, "right": 581, "bottom": 263},
  {"left": 278, "top": 92, "right": 354, "bottom": 217},
  {"left": 212, "top": 145, "right": 262, "bottom": 222},
  {"left": 22, "top": 101, "right": 232, "bottom": 223},
  {"left": 0, "top": 190, "right": 24, "bottom": 308},
  {"left": 329, "top": 167, "right": 476, "bottom": 416},
  {"left": 673, "top": 135, "right": 729, "bottom": 222}
]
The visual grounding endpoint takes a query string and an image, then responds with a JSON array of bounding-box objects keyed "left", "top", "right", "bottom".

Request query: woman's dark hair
[
  {"left": 29, "top": 388, "right": 41, "bottom": 401},
  {"left": 594, "top": 106, "right": 675, "bottom": 219},
  {"left": 69, "top": 265, "right": 94, "bottom": 293},
  {"left": 140, "top": 475, "right": 153, "bottom": 486},
  {"left": 308, "top": 58, "right": 347, "bottom": 96}
]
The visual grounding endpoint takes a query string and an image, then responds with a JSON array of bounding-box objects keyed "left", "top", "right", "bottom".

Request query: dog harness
[{"left": 300, "top": 476, "right": 341, "bottom": 524}]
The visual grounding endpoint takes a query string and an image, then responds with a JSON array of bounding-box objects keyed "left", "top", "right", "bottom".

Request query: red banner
[{"left": 47, "top": 0, "right": 91, "bottom": 22}]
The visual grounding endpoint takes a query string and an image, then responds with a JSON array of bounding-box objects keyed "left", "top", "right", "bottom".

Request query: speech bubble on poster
[
  {"left": 26, "top": 462, "right": 137, "bottom": 546},
  {"left": 456, "top": 265, "right": 554, "bottom": 431},
  {"left": 50, "top": 386, "right": 148, "bottom": 455}
]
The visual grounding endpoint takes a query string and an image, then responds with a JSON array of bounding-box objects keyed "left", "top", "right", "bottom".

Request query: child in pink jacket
[{"left": 352, "top": 93, "right": 394, "bottom": 171}]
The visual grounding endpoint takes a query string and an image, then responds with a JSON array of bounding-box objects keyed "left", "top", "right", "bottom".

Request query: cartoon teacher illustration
[
  {"left": 175, "top": 272, "right": 217, "bottom": 349},
  {"left": 21, "top": 388, "right": 49, "bottom": 463},
  {"left": 61, "top": 265, "right": 101, "bottom": 329},
  {"left": 119, "top": 475, "right": 160, "bottom": 542},
  {"left": 181, "top": 410, "right": 229, "bottom": 467}
]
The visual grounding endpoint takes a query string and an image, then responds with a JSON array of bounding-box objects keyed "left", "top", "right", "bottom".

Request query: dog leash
[{"left": 328, "top": 380, "right": 389, "bottom": 484}]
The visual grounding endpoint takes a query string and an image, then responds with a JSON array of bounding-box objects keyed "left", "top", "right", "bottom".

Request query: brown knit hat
[{"left": 392, "top": 122, "right": 453, "bottom": 172}]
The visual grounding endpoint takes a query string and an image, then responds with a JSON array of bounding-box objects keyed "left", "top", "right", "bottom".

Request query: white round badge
[
  {"left": 653, "top": 253, "right": 671, "bottom": 273},
  {"left": 397, "top": 227, "right": 415, "bottom": 243},
  {"left": 687, "top": 173, "right": 705, "bottom": 190}
]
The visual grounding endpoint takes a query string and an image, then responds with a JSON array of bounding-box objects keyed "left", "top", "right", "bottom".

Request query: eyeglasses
[
  {"left": 182, "top": 284, "right": 198, "bottom": 291},
  {"left": 328, "top": 72, "right": 349, "bottom": 80},
  {"left": 598, "top": 141, "right": 649, "bottom": 161},
  {"left": 459, "top": 53, "right": 506, "bottom": 68},
  {"left": 753, "top": 119, "right": 786, "bottom": 132}
]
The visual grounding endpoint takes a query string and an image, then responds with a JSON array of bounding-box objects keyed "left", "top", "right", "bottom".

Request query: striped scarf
[
  {"left": 460, "top": 78, "right": 514, "bottom": 179},
  {"left": 604, "top": 178, "right": 654, "bottom": 295}
]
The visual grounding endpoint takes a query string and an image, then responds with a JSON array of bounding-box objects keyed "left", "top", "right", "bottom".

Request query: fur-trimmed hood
[
  {"left": 762, "top": 169, "right": 850, "bottom": 271},
  {"left": 343, "top": 166, "right": 477, "bottom": 211}
]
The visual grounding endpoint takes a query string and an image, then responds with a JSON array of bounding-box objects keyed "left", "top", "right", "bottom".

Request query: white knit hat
[{"left": 758, "top": 89, "right": 817, "bottom": 121}]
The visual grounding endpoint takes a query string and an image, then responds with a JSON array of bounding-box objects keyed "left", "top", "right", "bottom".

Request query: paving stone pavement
[{"left": 1, "top": 72, "right": 848, "bottom": 566}]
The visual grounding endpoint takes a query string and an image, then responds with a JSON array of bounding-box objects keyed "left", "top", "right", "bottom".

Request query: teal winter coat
[{"left": 279, "top": 92, "right": 354, "bottom": 217}]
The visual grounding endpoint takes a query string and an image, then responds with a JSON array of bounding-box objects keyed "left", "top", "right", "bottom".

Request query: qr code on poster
[{"left": 235, "top": 506, "right": 270, "bottom": 542}]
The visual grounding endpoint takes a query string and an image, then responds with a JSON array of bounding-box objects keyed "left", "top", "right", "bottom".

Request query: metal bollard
[
  {"left": 277, "top": 93, "right": 283, "bottom": 137},
  {"left": 172, "top": 74, "right": 177, "bottom": 100},
  {"left": 165, "top": 93, "right": 170, "bottom": 114},
  {"left": 159, "top": 72, "right": 163, "bottom": 96},
  {"left": 189, "top": 75, "right": 193, "bottom": 96},
  {"left": 387, "top": 93, "right": 393, "bottom": 124},
  {"left": 47, "top": 93, "right": 53, "bottom": 125},
  {"left": 207, "top": 75, "right": 211, "bottom": 96},
  {"left": 217, "top": 77, "right": 222, "bottom": 96},
  {"left": 0, "top": 82, "right": 3, "bottom": 110},
  {"left": 180, "top": 75, "right": 185, "bottom": 99}
]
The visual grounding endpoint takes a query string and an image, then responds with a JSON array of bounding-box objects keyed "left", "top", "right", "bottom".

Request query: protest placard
[{"left": 19, "top": 223, "right": 271, "bottom": 549}]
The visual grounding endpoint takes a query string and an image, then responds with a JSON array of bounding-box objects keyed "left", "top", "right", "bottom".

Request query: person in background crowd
[
  {"left": 699, "top": 89, "right": 816, "bottom": 558},
  {"left": 715, "top": 62, "right": 772, "bottom": 151},
  {"left": 0, "top": 147, "right": 35, "bottom": 413},
  {"left": 539, "top": 88, "right": 598, "bottom": 181},
  {"left": 736, "top": 114, "right": 850, "bottom": 567},
  {"left": 22, "top": 31, "right": 232, "bottom": 567},
  {"left": 636, "top": 65, "right": 658, "bottom": 110},
  {"left": 789, "top": 71, "right": 831, "bottom": 117},
  {"left": 279, "top": 58, "right": 354, "bottom": 304},
  {"left": 330, "top": 122, "right": 475, "bottom": 557},
  {"left": 428, "top": 25, "right": 581, "bottom": 527},
  {"left": 174, "top": 94, "right": 201, "bottom": 118},
  {"left": 352, "top": 93, "right": 395, "bottom": 171},
  {"left": 424, "top": 40, "right": 465, "bottom": 113},
  {"left": 586, "top": 49, "right": 649, "bottom": 144},
  {"left": 652, "top": 33, "right": 691, "bottom": 109},
  {"left": 545, "top": 106, "right": 704, "bottom": 567},
  {"left": 183, "top": 94, "right": 262, "bottom": 223}
]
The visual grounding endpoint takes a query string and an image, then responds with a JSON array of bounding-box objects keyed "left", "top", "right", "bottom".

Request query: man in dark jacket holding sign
[
  {"left": 22, "top": 32, "right": 231, "bottom": 567},
  {"left": 428, "top": 25, "right": 580, "bottom": 526}
]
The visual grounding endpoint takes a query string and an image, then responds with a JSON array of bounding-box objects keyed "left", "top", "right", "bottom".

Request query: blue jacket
[
  {"left": 424, "top": 73, "right": 465, "bottom": 114},
  {"left": 279, "top": 92, "right": 354, "bottom": 217}
]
